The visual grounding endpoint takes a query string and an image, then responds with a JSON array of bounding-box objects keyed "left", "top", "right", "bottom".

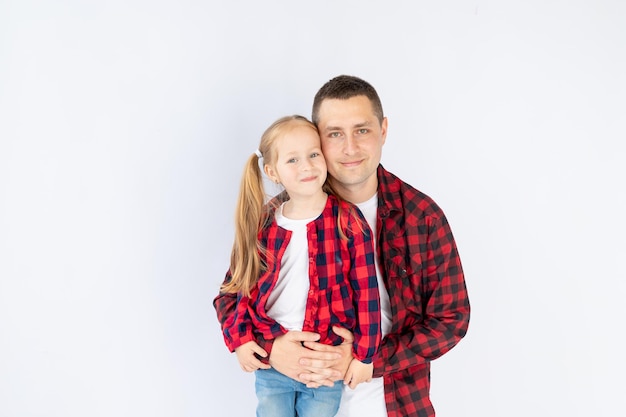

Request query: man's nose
[{"left": 343, "top": 135, "right": 357, "bottom": 155}]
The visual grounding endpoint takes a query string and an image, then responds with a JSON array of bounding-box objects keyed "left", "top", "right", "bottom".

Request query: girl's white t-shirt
[{"left": 265, "top": 203, "right": 317, "bottom": 331}]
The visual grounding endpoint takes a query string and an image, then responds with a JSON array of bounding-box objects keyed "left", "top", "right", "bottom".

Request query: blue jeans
[{"left": 255, "top": 367, "right": 342, "bottom": 417}]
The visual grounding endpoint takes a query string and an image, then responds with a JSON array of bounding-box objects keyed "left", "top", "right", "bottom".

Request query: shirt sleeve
[
  {"left": 218, "top": 290, "right": 256, "bottom": 352},
  {"left": 346, "top": 208, "right": 382, "bottom": 364},
  {"left": 213, "top": 271, "right": 238, "bottom": 345},
  {"left": 372, "top": 212, "right": 470, "bottom": 377},
  {"left": 213, "top": 199, "right": 286, "bottom": 360},
  {"left": 213, "top": 271, "right": 276, "bottom": 362}
]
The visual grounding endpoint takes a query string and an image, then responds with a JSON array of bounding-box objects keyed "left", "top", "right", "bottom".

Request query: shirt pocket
[{"left": 385, "top": 258, "right": 423, "bottom": 319}]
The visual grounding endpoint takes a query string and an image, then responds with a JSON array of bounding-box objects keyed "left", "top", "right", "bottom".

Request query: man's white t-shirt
[{"left": 335, "top": 193, "right": 392, "bottom": 417}]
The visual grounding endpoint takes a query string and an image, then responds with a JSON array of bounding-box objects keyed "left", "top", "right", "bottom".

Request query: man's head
[
  {"left": 312, "top": 75, "right": 384, "bottom": 126},
  {"left": 312, "top": 75, "right": 388, "bottom": 203}
]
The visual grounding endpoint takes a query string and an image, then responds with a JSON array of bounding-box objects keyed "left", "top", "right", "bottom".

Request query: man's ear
[{"left": 380, "top": 117, "right": 388, "bottom": 145}]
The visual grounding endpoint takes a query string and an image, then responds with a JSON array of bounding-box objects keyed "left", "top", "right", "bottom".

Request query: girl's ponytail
[{"left": 221, "top": 153, "right": 266, "bottom": 297}]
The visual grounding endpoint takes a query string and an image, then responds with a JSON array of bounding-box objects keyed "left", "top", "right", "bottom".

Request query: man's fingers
[
  {"left": 284, "top": 330, "right": 321, "bottom": 343},
  {"left": 299, "top": 372, "right": 337, "bottom": 388},
  {"left": 299, "top": 356, "right": 341, "bottom": 370},
  {"left": 332, "top": 326, "right": 355, "bottom": 342},
  {"left": 301, "top": 341, "right": 342, "bottom": 357},
  {"left": 299, "top": 365, "right": 339, "bottom": 378},
  {"left": 305, "top": 380, "right": 334, "bottom": 388},
  {"left": 299, "top": 348, "right": 341, "bottom": 361}
]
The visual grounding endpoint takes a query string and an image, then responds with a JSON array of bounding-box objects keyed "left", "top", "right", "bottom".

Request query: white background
[{"left": 1, "top": 1, "right": 625, "bottom": 416}]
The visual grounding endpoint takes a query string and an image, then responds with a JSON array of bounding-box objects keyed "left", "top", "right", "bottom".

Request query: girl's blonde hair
[{"left": 221, "top": 115, "right": 318, "bottom": 297}]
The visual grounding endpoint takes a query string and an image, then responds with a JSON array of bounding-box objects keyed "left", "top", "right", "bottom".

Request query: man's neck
[{"left": 331, "top": 178, "right": 378, "bottom": 204}]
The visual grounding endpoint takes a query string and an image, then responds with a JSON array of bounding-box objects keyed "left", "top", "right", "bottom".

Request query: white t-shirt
[
  {"left": 336, "top": 193, "right": 391, "bottom": 417},
  {"left": 265, "top": 203, "right": 318, "bottom": 331}
]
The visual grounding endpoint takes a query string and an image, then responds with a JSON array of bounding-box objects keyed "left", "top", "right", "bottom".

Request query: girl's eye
[
  {"left": 287, "top": 158, "right": 296, "bottom": 163},
  {"left": 310, "top": 152, "right": 319, "bottom": 158}
]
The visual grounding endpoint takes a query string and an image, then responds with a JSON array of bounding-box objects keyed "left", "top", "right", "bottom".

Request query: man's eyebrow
[
  {"left": 353, "top": 121, "right": 371, "bottom": 128},
  {"left": 322, "top": 124, "right": 342, "bottom": 132},
  {"left": 322, "top": 121, "right": 371, "bottom": 132}
]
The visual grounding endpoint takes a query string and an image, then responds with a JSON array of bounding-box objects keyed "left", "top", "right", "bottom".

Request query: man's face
[{"left": 316, "top": 95, "right": 387, "bottom": 203}]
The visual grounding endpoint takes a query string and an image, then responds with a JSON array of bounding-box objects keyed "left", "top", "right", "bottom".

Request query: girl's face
[{"left": 264, "top": 125, "right": 327, "bottom": 200}]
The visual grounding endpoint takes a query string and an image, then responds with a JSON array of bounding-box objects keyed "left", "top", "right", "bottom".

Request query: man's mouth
[{"left": 340, "top": 160, "right": 362, "bottom": 168}]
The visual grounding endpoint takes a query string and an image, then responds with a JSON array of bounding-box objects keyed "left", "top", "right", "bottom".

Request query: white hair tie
[{"left": 254, "top": 149, "right": 262, "bottom": 158}]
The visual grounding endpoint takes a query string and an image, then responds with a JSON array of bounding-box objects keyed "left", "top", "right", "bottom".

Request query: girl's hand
[
  {"left": 234, "top": 341, "right": 271, "bottom": 372},
  {"left": 343, "top": 359, "right": 373, "bottom": 389}
]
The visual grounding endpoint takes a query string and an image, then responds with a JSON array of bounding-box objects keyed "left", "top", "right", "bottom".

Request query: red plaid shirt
[
  {"left": 217, "top": 194, "right": 381, "bottom": 364},
  {"left": 214, "top": 166, "right": 470, "bottom": 417},
  {"left": 373, "top": 165, "right": 470, "bottom": 417}
]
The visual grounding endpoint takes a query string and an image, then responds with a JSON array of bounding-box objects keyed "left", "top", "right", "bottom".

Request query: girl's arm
[{"left": 346, "top": 206, "right": 382, "bottom": 364}]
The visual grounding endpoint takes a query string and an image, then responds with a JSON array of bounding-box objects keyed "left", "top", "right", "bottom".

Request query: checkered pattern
[
  {"left": 374, "top": 165, "right": 470, "bottom": 417},
  {"left": 217, "top": 194, "right": 381, "bottom": 364},
  {"left": 214, "top": 166, "right": 470, "bottom": 417}
]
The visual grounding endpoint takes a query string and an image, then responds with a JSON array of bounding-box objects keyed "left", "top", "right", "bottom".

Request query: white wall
[{"left": 1, "top": 1, "right": 624, "bottom": 416}]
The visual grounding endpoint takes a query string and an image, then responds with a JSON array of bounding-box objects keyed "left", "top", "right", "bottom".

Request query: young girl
[{"left": 216, "top": 115, "right": 381, "bottom": 417}]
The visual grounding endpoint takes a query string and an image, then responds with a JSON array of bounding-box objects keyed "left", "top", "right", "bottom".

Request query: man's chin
[{"left": 328, "top": 166, "right": 360, "bottom": 182}]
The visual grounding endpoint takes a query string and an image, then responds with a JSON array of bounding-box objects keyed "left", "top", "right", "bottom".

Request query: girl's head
[
  {"left": 260, "top": 115, "right": 327, "bottom": 200},
  {"left": 223, "top": 115, "right": 327, "bottom": 296}
]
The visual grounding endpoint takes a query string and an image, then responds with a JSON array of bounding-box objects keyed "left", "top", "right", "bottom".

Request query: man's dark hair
[{"left": 312, "top": 75, "right": 384, "bottom": 126}]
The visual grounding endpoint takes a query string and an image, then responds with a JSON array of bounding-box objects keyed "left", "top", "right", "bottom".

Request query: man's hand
[
  {"left": 269, "top": 331, "right": 343, "bottom": 387},
  {"left": 234, "top": 341, "right": 271, "bottom": 372},
  {"left": 300, "top": 326, "right": 355, "bottom": 388}
]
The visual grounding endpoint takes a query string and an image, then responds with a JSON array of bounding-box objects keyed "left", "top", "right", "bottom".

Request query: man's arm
[
  {"left": 372, "top": 213, "right": 470, "bottom": 377},
  {"left": 302, "top": 215, "right": 470, "bottom": 382},
  {"left": 300, "top": 214, "right": 469, "bottom": 383}
]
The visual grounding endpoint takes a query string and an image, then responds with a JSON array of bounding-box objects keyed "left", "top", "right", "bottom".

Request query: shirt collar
[{"left": 376, "top": 164, "right": 402, "bottom": 218}]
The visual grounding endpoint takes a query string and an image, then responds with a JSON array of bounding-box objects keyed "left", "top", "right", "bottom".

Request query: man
[{"left": 214, "top": 75, "right": 470, "bottom": 417}]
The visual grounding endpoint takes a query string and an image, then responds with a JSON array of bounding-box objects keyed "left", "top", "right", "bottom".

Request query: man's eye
[
  {"left": 358, "top": 128, "right": 368, "bottom": 134},
  {"left": 329, "top": 132, "right": 341, "bottom": 138}
]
